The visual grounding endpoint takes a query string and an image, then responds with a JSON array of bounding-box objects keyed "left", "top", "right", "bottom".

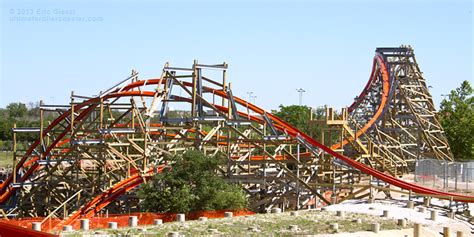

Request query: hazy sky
[{"left": 1, "top": 0, "right": 472, "bottom": 111}]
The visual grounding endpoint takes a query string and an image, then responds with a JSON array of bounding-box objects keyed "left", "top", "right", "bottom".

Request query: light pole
[
  {"left": 440, "top": 94, "right": 450, "bottom": 103},
  {"left": 251, "top": 95, "right": 257, "bottom": 104},
  {"left": 296, "top": 88, "right": 306, "bottom": 106},
  {"left": 247, "top": 92, "right": 254, "bottom": 103}
]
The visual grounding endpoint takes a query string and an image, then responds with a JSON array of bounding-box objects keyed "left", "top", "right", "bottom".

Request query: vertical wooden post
[
  {"left": 39, "top": 100, "right": 44, "bottom": 154},
  {"left": 222, "top": 62, "right": 227, "bottom": 107},
  {"left": 192, "top": 60, "right": 198, "bottom": 117},
  {"left": 227, "top": 83, "right": 232, "bottom": 119},
  {"left": 296, "top": 140, "right": 300, "bottom": 210},
  {"left": 12, "top": 123, "right": 17, "bottom": 184},
  {"left": 70, "top": 91, "right": 75, "bottom": 136},
  {"left": 100, "top": 98, "right": 104, "bottom": 129}
]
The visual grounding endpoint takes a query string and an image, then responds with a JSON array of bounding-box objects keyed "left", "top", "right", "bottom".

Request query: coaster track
[{"left": 1, "top": 47, "right": 471, "bottom": 231}]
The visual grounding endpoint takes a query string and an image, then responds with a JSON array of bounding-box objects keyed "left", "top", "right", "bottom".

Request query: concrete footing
[
  {"left": 168, "top": 232, "right": 179, "bottom": 237},
  {"left": 367, "top": 198, "right": 375, "bottom": 204},
  {"left": 32, "top": 222, "right": 41, "bottom": 231},
  {"left": 271, "top": 208, "right": 282, "bottom": 214},
  {"left": 336, "top": 210, "right": 345, "bottom": 217},
  {"left": 288, "top": 225, "right": 298, "bottom": 231},
  {"left": 443, "top": 227, "right": 451, "bottom": 237},
  {"left": 414, "top": 223, "right": 421, "bottom": 237},
  {"left": 430, "top": 210, "right": 438, "bottom": 221},
  {"left": 129, "top": 216, "right": 138, "bottom": 227},
  {"left": 329, "top": 223, "right": 338, "bottom": 231},
  {"left": 248, "top": 226, "right": 259, "bottom": 232},
  {"left": 108, "top": 222, "right": 118, "bottom": 229},
  {"left": 62, "top": 225, "right": 73, "bottom": 231},
  {"left": 371, "top": 223, "right": 380, "bottom": 233},
  {"left": 423, "top": 197, "right": 431, "bottom": 206},
  {"left": 397, "top": 219, "right": 407, "bottom": 227},
  {"left": 447, "top": 211, "right": 455, "bottom": 219},
  {"left": 80, "top": 219, "right": 89, "bottom": 231},
  {"left": 198, "top": 217, "right": 208, "bottom": 222},
  {"left": 382, "top": 210, "right": 389, "bottom": 217},
  {"left": 224, "top": 212, "right": 233, "bottom": 218},
  {"left": 154, "top": 219, "right": 163, "bottom": 225},
  {"left": 456, "top": 231, "right": 464, "bottom": 237},
  {"left": 353, "top": 218, "right": 362, "bottom": 224},
  {"left": 290, "top": 211, "right": 298, "bottom": 216},
  {"left": 417, "top": 207, "right": 425, "bottom": 213},
  {"left": 407, "top": 200, "right": 414, "bottom": 209},
  {"left": 176, "top": 214, "right": 185, "bottom": 222}
]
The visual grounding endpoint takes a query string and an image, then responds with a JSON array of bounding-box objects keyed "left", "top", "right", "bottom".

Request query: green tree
[
  {"left": 6, "top": 103, "right": 28, "bottom": 118},
  {"left": 138, "top": 150, "right": 248, "bottom": 213},
  {"left": 439, "top": 80, "right": 474, "bottom": 161},
  {"left": 272, "top": 105, "right": 325, "bottom": 140}
]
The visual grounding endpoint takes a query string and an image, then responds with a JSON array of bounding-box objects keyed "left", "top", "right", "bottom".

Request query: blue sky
[{"left": 1, "top": 0, "right": 472, "bottom": 111}]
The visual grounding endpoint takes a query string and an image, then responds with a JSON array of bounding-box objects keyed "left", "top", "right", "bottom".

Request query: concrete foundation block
[
  {"left": 367, "top": 198, "right": 375, "bottom": 204},
  {"left": 288, "top": 225, "right": 298, "bottom": 231},
  {"left": 154, "top": 219, "right": 163, "bottom": 225},
  {"left": 176, "top": 214, "right": 185, "bottom": 222},
  {"left": 353, "top": 218, "right": 362, "bottom": 224},
  {"left": 336, "top": 210, "right": 345, "bottom": 217},
  {"left": 443, "top": 227, "right": 451, "bottom": 237},
  {"left": 382, "top": 210, "right": 390, "bottom": 217},
  {"left": 80, "top": 219, "right": 89, "bottom": 231},
  {"left": 129, "top": 216, "right": 138, "bottom": 227},
  {"left": 330, "top": 196, "right": 337, "bottom": 205},
  {"left": 371, "top": 223, "right": 380, "bottom": 233},
  {"left": 447, "top": 211, "right": 455, "bottom": 219},
  {"left": 414, "top": 223, "right": 422, "bottom": 237},
  {"left": 407, "top": 200, "right": 414, "bottom": 209},
  {"left": 32, "top": 222, "right": 41, "bottom": 231},
  {"left": 456, "top": 231, "right": 464, "bottom": 237},
  {"left": 321, "top": 207, "right": 328, "bottom": 211},
  {"left": 198, "top": 217, "right": 208, "bottom": 222},
  {"left": 248, "top": 226, "right": 259, "bottom": 231},
  {"left": 417, "top": 207, "right": 425, "bottom": 213},
  {"left": 423, "top": 197, "right": 431, "bottom": 206},
  {"left": 329, "top": 223, "right": 338, "bottom": 231},
  {"left": 224, "top": 212, "right": 233, "bottom": 218},
  {"left": 290, "top": 211, "right": 298, "bottom": 216},
  {"left": 397, "top": 218, "right": 407, "bottom": 227},
  {"left": 271, "top": 208, "right": 282, "bottom": 214},
  {"left": 168, "top": 232, "right": 179, "bottom": 237},
  {"left": 430, "top": 210, "right": 438, "bottom": 221},
  {"left": 62, "top": 225, "right": 73, "bottom": 232},
  {"left": 108, "top": 222, "right": 118, "bottom": 229}
]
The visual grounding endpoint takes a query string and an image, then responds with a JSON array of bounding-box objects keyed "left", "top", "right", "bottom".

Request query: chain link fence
[{"left": 414, "top": 159, "right": 474, "bottom": 193}]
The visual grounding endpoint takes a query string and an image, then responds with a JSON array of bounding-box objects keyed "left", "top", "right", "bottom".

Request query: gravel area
[{"left": 59, "top": 197, "right": 473, "bottom": 236}]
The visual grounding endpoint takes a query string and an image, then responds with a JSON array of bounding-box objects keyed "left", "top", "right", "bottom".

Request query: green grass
[
  {"left": 0, "top": 151, "right": 12, "bottom": 168},
  {"left": 59, "top": 210, "right": 411, "bottom": 236}
]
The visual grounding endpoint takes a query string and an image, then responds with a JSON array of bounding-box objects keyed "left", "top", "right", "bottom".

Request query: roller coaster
[{"left": 2, "top": 46, "right": 473, "bottom": 231}]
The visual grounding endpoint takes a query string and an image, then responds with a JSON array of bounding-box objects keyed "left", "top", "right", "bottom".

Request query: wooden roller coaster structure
[{"left": 1, "top": 46, "right": 472, "bottom": 231}]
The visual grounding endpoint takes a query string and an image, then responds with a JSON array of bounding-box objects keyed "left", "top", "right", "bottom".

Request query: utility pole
[{"left": 296, "top": 88, "right": 306, "bottom": 106}]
